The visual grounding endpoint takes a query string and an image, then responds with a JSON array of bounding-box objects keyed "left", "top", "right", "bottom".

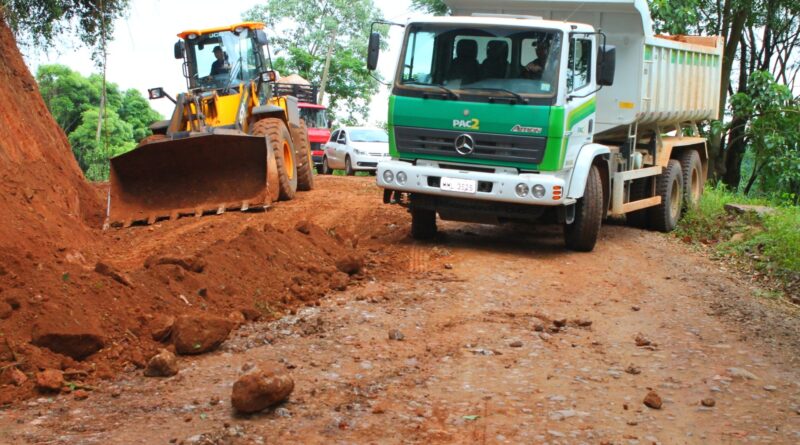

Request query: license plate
[{"left": 440, "top": 177, "right": 477, "bottom": 194}]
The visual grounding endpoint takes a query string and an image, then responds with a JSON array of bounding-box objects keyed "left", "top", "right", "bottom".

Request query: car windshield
[
  {"left": 350, "top": 129, "right": 388, "bottom": 142},
  {"left": 398, "top": 24, "right": 562, "bottom": 99},
  {"left": 300, "top": 107, "right": 328, "bottom": 128},
  {"left": 188, "top": 30, "right": 261, "bottom": 90}
]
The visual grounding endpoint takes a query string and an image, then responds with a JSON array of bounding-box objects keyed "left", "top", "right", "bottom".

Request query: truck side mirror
[
  {"left": 367, "top": 32, "right": 381, "bottom": 71},
  {"left": 597, "top": 46, "right": 616, "bottom": 86},
  {"left": 255, "top": 30, "right": 268, "bottom": 46},
  {"left": 174, "top": 40, "right": 184, "bottom": 59}
]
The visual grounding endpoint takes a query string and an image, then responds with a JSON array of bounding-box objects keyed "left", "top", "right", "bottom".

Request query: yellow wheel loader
[{"left": 107, "top": 22, "right": 314, "bottom": 227}]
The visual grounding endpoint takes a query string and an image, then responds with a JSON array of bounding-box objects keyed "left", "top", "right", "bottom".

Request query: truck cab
[{"left": 369, "top": 0, "right": 721, "bottom": 251}]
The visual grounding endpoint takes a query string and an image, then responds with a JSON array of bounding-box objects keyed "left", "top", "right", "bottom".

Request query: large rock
[
  {"left": 231, "top": 367, "right": 294, "bottom": 414},
  {"left": 149, "top": 314, "right": 175, "bottom": 342},
  {"left": 144, "top": 349, "right": 179, "bottom": 377},
  {"left": 31, "top": 314, "right": 105, "bottom": 360},
  {"left": 172, "top": 314, "right": 234, "bottom": 355},
  {"left": 35, "top": 368, "right": 64, "bottom": 392}
]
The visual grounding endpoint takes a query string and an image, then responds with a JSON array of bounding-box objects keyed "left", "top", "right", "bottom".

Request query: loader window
[{"left": 189, "top": 30, "right": 263, "bottom": 90}]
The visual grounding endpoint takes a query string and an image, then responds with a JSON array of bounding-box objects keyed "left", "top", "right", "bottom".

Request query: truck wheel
[
  {"left": 322, "top": 156, "right": 332, "bottom": 175},
  {"left": 649, "top": 159, "right": 683, "bottom": 232},
  {"left": 345, "top": 156, "right": 355, "bottom": 176},
  {"left": 564, "top": 164, "right": 603, "bottom": 252},
  {"left": 678, "top": 150, "right": 703, "bottom": 210},
  {"left": 252, "top": 118, "right": 297, "bottom": 201},
  {"left": 626, "top": 177, "right": 651, "bottom": 229},
  {"left": 292, "top": 119, "right": 314, "bottom": 191},
  {"left": 410, "top": 206, "right": 437, "bottom": 240}
]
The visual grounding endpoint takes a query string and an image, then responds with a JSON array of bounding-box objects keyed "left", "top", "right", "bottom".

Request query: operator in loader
[{"left": 210, "top": 45, "right": 230, "bottom": 76}]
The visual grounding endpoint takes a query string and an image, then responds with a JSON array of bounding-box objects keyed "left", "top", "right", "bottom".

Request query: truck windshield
[
  {"left": 397, "top": 24, "right": 562, "bottom": 101},
  {"left": 299, "top": 108, "right": 328, "bottom": 128},
  {"left": 188, "top": 30, "right": 262, "bottom": 90}
]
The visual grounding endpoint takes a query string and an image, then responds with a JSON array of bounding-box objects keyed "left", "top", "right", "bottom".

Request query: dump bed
[{"left": 444, "top": 0, "right": 723, "bottom": 135}]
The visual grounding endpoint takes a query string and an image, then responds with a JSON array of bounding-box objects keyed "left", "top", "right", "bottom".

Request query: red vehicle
[{"left": 273, "top": 82, "right": 330, "bottom": 173}]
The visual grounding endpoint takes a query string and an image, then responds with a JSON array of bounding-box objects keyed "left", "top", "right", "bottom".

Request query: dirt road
[{"left": 2, "top": 177, "right": 799, "bottom": 444}]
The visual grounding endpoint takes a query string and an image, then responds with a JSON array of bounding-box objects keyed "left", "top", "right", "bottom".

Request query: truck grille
[{"left": 394, "top": 126, "right": 546, "bottom": 164}]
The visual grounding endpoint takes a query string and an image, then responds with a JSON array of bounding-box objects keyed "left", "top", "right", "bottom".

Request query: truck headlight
[
  {"left": 396, "top": 171, "right": 407, "bottom": 185},
  {"left": 515, "top": 183, "right": 529, "bottom": 197},
  {"left": 382, "top": 170, "right": 394, "bottom": 183},
  {"left": 532, "top": 184, "right": 546, "bottom": 198}
]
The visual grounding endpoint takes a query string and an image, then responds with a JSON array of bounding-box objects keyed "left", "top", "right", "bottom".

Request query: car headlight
[
  {"left": 382, "top": 170, "right": 394, "bottom": 183},
  {"left": 396, "top": 171, "right": 407, "bottom": 185},
  {"left": 532, "top": 184, "right": 546, "bottom": 198},
  {"left": 515, "top": 183, "right": 529, "bottom": 197},
  {"left": 353, "top": 149, "right": 365, "bottom": 155}
]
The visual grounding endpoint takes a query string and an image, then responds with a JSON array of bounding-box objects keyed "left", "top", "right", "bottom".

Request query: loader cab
[{"left": 178, "top": 23, "right": 269, "bottom": 95}]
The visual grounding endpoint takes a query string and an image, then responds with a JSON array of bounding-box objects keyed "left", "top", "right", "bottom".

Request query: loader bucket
[{"left": 108, "top": 134, "right": 271, "bottom": 226}]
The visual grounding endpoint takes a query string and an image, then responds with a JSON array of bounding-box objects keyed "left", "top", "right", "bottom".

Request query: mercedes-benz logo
[{"left": 454, "top": 134, "right": 475, "bottom": 156}]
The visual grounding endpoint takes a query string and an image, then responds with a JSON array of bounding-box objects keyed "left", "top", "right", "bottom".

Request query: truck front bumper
[{"left": 376, "top": 160, "right": 571, "bottom": 206}]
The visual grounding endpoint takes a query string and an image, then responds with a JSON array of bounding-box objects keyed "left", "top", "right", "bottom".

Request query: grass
[{"left": 677, "top": 184, "right": 800, "bottom": 287}]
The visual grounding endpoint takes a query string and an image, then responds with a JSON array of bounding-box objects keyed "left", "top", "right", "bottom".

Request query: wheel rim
[
  {"left": 282, "top": 141, "right": 294, "bottom": 179},
  {"left": 670, "top": 177, "right": 682, "bottom": 220},
  {"left": 690, "top": 167, "right": 701, "bottom": 203}
]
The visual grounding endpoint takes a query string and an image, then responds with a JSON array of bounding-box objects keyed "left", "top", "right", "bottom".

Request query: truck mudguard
[{"left": 566, "top": 143, "right": 610, "bottom": 199}]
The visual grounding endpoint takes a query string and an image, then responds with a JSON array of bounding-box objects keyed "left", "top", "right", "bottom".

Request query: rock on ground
[
  {"left": 35, "top": 369, "right": 64, "bottom": 392},
  {"left": 643, "top": 391, "right": 663, "bottom": 409},
  {"left": 144, "top": 349, "right": 179, "bottom": 377},
  {"left": 231, "top": 366, "right": 294, "bottom": 414},
  {"left": 150, "top": 314, "right": 175, "bottom": 342},
  {"left": 172, "top": 314, "right": 234, "bottom": 355},
  {"left": 30, "top": 314, "right": 106, "bottom": 360}
]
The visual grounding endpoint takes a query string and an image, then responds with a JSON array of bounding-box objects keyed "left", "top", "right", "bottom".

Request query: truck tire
[
  {"left": 564, "top": 165, "right": 603, "bottom": 252},
  {"left": 345, "top": 156, "right": 355, "bottom": 176},
  {"left": 252, "top": 118, "right": 297, "bottom": 201},
  {"left": 678, "top": 150, "right": 703, "bottom": 209},
  {"left": 292, "top": 119, "right": 315, "bottom": 191},
  {"left": 410, "top": 206, "right": 437, "bottom": 240},
  {"left": 649, "top": 159, "right": 683, "bottom": 232},
  {"left": 626, "top": 177, "right": 651, "bottom": 229}
]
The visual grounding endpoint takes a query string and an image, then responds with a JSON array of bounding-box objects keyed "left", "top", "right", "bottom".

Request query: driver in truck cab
[
  {"left": 210, "top": 45, "right": 230, "bottom": 76},
  {"left": 523, "top": 40, "right": 549, "bottom": 79}
]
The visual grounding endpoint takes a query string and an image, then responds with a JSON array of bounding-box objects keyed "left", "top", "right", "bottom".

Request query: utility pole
[{"left": 318, "top": 26, "right": 338, "bottom": 105}]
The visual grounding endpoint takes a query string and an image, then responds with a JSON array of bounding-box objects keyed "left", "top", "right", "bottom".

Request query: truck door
[{"left": 563, "top": 35, "right": 597, "bottom": 169}]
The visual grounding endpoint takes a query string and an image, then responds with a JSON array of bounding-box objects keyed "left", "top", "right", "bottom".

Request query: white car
[{"left": 321, "top": 127, "right": 391, "bottom": 175}]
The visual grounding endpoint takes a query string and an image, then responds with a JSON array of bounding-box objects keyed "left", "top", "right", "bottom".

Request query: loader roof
[{"left": 177, "top": 22, "right": 265, "bottom": 39}]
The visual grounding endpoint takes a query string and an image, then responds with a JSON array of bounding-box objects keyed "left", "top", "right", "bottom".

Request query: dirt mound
[
  {"left": 0, "top": 19, "right": 103, "bottom": 255},
  {"left": 0, "top": 216, "right": 376, "bottom": 404}
]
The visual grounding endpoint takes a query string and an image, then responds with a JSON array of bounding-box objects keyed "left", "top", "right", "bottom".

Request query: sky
[{"left": 22, "top": 0, "right": 422, "bottom": 125}]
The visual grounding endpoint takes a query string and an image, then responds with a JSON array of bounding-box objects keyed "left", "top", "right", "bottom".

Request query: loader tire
[
  {"left": 678, "top": 150, "right": 703, "bottom": 210},
  {"left": 292, "top": 119, "right": 315, "bottom": 191},
  {"left": 252, "top": 118, "right": 297, "bottom": 201},
  {"left": 137, "top": 134, "right": 168, "bottom": 147},
  {"left": 564, "top": 165, "right": 603, "bottom": 252},
  {"left": 648, "top": 159, "right": 683, "bottom": 232}
]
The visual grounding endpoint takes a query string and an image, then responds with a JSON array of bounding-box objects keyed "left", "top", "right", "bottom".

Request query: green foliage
[
  {"left": 36, "top": 64, "right": 160, "bottom": 181},
  {"left": 730, "top": 71, "right": 800, "bottom": 202},
  {"left": 68, "top": 107, "right": 135, "bottom": 181},
  {"left": 678, "top": 185, "right": 800, "bottom": 278},
  {"left": 410, "top": 0, "right": 450, "bottom": 15},
  {"left": 242, "top": 0, "right": 386, "bottom": 123},
  {"left": 1, "top": 0, "right": 129, "bottom": 56}
]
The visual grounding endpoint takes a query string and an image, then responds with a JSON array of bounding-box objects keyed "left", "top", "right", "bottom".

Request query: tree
[
  {"left": 410, "top": 0, "right": 450, "bottom": 15},
  {"left": 36, "top": 64, "right": 161, "bottom": 180},
  {"left": 68, "top": 107, "right": 135, "bottom": 181},
  {"left": 1, "top": 0, "right": 129, "bottom": 51},
  {"left": 242, "top": 0, "right": 386, "bottom": 123}
]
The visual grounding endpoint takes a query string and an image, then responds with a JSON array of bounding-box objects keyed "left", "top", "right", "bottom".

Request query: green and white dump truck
[{"left": 367, "top": 0, "right": 723, "bottom": 251}]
